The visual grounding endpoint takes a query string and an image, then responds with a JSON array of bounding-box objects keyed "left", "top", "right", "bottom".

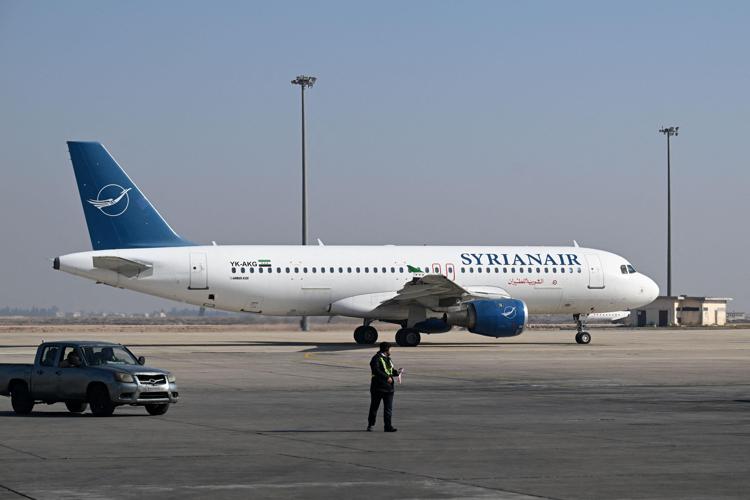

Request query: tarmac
[{"left": 0, "top": 326, "right": 749, "bottom": 500}]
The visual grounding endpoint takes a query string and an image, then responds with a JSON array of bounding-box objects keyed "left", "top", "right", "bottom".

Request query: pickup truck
[{"left": 0, "top": 341, "right": 179, "bottom": 416}]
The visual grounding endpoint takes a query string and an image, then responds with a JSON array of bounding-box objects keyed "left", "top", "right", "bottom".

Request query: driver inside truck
[{"left": 60, "top": 349, "right": 82, "bottom": 368}]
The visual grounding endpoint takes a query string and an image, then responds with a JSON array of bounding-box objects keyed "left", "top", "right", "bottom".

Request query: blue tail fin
[{"left": 67, "top": 141, "right": 193, "bottom": 250}]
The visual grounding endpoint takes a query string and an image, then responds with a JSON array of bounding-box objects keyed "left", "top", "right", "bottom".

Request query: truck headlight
[
  {"left": 114, "top": 372, "right": 134, "bottom": 383},
  {"left": 167, "top": 373, "right": 176, "bottom": 383}
]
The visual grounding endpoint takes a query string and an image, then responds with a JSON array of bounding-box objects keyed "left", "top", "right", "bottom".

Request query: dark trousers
[{"left": 368, "top": 389, "right": 394, "bottom": 429}]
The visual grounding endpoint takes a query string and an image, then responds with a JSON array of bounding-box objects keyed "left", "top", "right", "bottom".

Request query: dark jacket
[{"left": 370, "top": 352, "right": 398, "bottom": 393}]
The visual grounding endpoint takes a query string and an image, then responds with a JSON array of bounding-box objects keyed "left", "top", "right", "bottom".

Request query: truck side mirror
[{"left": 137, "top": 356, "right": 146, "bottom": 365}]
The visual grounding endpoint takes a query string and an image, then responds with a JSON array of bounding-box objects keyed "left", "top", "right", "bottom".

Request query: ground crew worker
[{"left": 367, "top": 341, "right": 401, "bottom": 432}]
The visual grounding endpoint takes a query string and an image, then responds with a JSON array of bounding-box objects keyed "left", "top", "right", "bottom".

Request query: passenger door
[
  {"left": 31, "top": 345, "right": 61, "bottom": 401},
  {"left": 189, "top": 253, "right": 208, "bottom": 290},
  {"left": 585, "top": 254, "right": 605, "bottom": 289}
]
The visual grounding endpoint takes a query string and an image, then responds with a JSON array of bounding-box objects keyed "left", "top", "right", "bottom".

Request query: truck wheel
[
  {"left": 145, "top": 403, "right": 169, "bottom": 416},
  {"left": 10, "top": 382, "right": 34, "bottom": 415},
  {"left": 65, "top": 401, "right": 88, "bottom": 414},
  {"left": 88, "top": 386, "right": 115, "bottom": 417}
]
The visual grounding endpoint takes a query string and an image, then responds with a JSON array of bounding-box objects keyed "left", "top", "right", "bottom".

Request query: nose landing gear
[{"left": 573, "top": 314, "right": 591, "bottom": 344}]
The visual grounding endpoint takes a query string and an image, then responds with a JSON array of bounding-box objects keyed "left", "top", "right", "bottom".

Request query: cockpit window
[
  {"left": 620, "top": 265, "right": 628, "bottom": 274},
  {"left": 627, "top": 265, "right": 636, "bottom": 274}
]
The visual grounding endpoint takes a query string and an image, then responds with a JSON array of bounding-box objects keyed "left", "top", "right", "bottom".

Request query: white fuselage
[{"left": 57, "top": 245, "right": 659, "bottom": 320}]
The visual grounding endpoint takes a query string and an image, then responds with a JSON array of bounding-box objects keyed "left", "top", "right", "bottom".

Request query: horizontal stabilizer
[{"left": 93, "top": 256, "right": 152, "bottom": 278}]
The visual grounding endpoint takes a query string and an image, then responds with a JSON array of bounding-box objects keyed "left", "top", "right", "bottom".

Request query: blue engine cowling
[{"left": 464, "top": 299, "right": 528, "bottom": 337}]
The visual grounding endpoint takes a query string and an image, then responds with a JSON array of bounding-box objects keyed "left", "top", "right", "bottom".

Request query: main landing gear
[
  {"left": 395, "top": 328, "right": 421, "bottom": 347},
  {"left": 354, "top": 324, "right": 378, "bottom": 344},
  {"left": 573, "top": 314, "right": 591, "bottom": 345}
]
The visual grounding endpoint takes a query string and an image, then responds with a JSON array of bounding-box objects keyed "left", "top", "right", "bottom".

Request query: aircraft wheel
[
  {"left": 576, "top": 332, "right": 591, "bottom": 344},
  {"left": 354, "top": 325, "right": 378, "bottom": 344},
  {"left": 396, "top": 328, "right": 421, "bottom": 347}
]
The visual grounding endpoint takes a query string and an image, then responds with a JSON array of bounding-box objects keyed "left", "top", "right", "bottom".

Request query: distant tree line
[{"left": 0, "top": 306, "right": 59, "bottom": 317}]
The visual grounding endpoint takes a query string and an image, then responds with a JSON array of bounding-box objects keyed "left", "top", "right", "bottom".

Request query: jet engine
[{"left": 446, "top": 299, "right": 528, "bottom": 337}]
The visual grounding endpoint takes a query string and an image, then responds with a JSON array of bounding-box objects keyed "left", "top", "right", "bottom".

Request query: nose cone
[{"left": 641, "top": 276, "right": 659, "bottom": 304}]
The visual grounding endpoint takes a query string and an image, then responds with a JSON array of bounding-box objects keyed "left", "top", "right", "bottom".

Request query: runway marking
[
  {"left": 0, "top": 443, "right": 46, "bottom": 460},
  {"left": 0, "top": 483, "right": 37, "bottom": 499}
]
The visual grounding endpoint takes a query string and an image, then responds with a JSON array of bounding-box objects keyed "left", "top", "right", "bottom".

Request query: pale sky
[{"left": 0, "top": 1, "right": 747, "bottom": 312}]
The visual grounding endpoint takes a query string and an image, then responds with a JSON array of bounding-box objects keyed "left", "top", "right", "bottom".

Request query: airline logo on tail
[{"left": 87, "top": 184, "right": 132, "bottom": 217}]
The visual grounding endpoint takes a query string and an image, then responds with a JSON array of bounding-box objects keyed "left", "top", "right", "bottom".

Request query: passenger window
[
  {"left": 553, "top": 268, "right": 557, "bottom": 273},
  {"left": 241, "top": 267, "right": 246, "bottom": 273},
  {"left": 469, "top": 268, "right": 474, "bottom": 273},
  {"left": 511, "top": 267, "right": 516, "bottom": 273},
  {"left": 356, "top": 267, "right": 361, "bottom": 273},
  {"left": 330, "top": 267, "right": 334, "bottom": 273},
  {"left": 303, "top": 267, "right": 308, "bottom": 273},
  {"left": 399, "top": 267, "right": 404, "bottom": 273},
  {"left": 519, "top": 268, "right": 524, "bottom": 273},
  {"left": 461, "top": 267, "right": 465, "bottom": 273},
  {"left": 503, "top": 268, "right": 508, "bottom": 273},
  {"left": 294, "top": 267, "right": 299, "bottom": 273},
  {"left": 561, "top": 268, "right": 565, "bottom": 273},
  {"left": 231, "top": 267, "right": 236, "bottom": 274},
  {"left": 528, "top": 267, "right": 532, "bottom": 273},
  {"left": 259, "top": 267, "right": 263, "bottom": 273},
  {"left": 621, "top": 265, "right": 628, "bottom": 274},
  {"left": 338, "top": 267, "right": 343, "bottom": 273},
  {"left": 321, "top": 267, "right": 325, "bottom": 273},
  {"left": 578, "top": 267, "right": 582, "bottom": 273},
  {"left": 390, "top": 267, "right": 395, "bottom": 273},
  {"left": 373, "top": 267, "right": 378, "bottom": 273},
  {"left": 286, "top": 267, "right": 290, "bottom": 273},
  {"left": 40, "top": 346, "right": 59, "bottom": 367},
  {"left": 312, "top": 267, "right": 316, "bottom": 273},
  {"left": 347, "top": 267, "right": 352, "bottom": 273},
  {"left": 544, "top": 267, "right": 548, "bottom": 273},
  {"left": 276, "top": 267, "right": 281, "bottom": 273},
  {"left": 478, "top": 267, "right": 482, "bottom": 273},
  {"left": 536, "top": 267, "right": 541, "bottom": 273}
]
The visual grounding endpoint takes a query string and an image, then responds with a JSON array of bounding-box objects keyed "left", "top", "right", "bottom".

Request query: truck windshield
[{"left": 81, "top": 345, "right": 138, "bottom": 366}]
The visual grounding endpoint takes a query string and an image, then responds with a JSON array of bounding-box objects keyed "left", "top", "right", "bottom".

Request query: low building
[
  {"left": 727, "top": 311, "right": 745, "bottom": 323},
  {"left": 625, "top": 296, "right": 732, "bottom": 327}
]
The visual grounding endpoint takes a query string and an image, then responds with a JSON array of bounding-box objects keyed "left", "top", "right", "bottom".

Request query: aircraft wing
[
  {"left": 92, "top": 256, "right": 152, "bottom": 278},
  {"left": 379, "top": 274, "right": 511, "bottom": 310}
]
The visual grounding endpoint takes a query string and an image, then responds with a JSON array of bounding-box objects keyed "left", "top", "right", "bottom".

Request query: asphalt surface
[{"left": 0, "top": 326, "right": 748, "bottom": 500}]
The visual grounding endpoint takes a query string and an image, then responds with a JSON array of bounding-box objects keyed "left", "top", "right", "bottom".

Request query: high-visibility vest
[{"left": 378, "top": 355, "right": 394, "bottom": 376}]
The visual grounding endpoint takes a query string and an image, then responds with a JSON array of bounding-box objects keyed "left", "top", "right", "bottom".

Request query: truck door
[
  {"left": 189, "top": 253, "right": 208, "bottom": 290},
  {"left": 58, "top": 346, "right": 88, "bottom": 400},
  {"left": 31, "top": 345, "right": 62, "bottom": 401}
]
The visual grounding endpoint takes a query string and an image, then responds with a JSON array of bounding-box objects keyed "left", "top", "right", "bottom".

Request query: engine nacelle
[{"left": 446, "top": 299, "right": 528, "bottom": 337}]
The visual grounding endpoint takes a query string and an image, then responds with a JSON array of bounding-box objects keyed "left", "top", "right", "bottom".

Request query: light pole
[
  {"left": 292, "top": 75, "right": 316, "bottom": 332},
  {"left": 659, "top": 126, "right": 678, "bottom": 297}
]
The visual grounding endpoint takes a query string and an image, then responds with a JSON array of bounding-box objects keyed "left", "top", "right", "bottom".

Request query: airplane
[{"left": 54, "top": 142, "right": 659, "bottom": 347}]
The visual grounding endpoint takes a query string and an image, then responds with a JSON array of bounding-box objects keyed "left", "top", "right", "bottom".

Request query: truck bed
[{"left": 0, "top": 364, "right": 34, "bottom": 396}]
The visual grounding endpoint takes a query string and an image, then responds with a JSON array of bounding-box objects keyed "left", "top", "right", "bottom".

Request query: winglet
[
  {"left": 573, "top": 240, "right": 580, "bottom": 247},
  {"left": 317, "top": 238, "right": 325, "bottom": 246}
]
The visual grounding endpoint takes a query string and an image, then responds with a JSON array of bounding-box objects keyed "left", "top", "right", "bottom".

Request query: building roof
[{"left": 653, "top": 296, "right": 732, "bottom": 302}]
